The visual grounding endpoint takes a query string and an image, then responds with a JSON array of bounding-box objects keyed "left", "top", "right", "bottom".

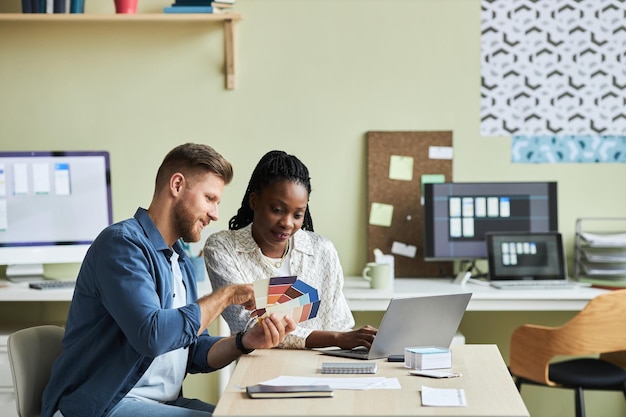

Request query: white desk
[
  {"left": 0, "top": 277, "right": 609, "bottom": 311},
  {"left": 0, "top": 281, "right": 74, "bottom": 302},
  {"left": 0, "top": 279, "right": 216, "bottom": 302},
  {"left": 343, "top": 276, "right": 609, "bottom": 312},
  {"left": 213, "top": 344, "right": 529, "bottom": 417}
]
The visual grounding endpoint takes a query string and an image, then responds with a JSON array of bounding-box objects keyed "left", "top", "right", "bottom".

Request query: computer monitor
[
  {"left": 0, "top": 151, "right": 113, "bottom": 282},
  {"left": 423, "top": 182, "right": 558, "bottom": 264}
]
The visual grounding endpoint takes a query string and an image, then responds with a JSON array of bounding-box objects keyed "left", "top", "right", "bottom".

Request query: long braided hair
[{"left": 229, "top": 150, "right": 314, "bottom": 231}]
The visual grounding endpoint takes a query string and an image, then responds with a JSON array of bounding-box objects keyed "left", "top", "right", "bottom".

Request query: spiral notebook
[{"left": 321, "top": 362, "right": 377, "bottom": 374}]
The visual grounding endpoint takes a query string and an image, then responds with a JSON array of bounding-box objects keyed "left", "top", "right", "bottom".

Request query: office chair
[
  {"left": 7, "top": 325, "right": 64, "bottom": 417},
  {"left": 509, "top": 289, "right": 626, "bottom": 417}
]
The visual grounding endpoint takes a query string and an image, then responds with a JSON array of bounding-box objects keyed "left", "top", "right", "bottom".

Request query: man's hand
[
  {"left": 197, "top": 283, "right": 256, "bottom": 335},
  {"left": 334, "top": 325, "right": 378, "bottom": 349},
  {"left": 227, "top": 283, "right": 256, "bottom": 310},
  {"left": 241, "top": 314, "right": 297, "bottom": 349}
]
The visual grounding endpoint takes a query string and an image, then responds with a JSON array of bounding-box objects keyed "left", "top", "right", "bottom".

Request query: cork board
[{"left": 367, "top": 131, "right": 453, "bottom": 277}]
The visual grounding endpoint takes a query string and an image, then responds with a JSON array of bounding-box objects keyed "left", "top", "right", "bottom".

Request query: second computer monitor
[{"left": 423, "top": 182, "right": 558, "bottom": 262}]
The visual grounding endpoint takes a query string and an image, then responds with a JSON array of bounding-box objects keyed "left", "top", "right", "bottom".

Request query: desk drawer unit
[{"left": 0, "top": 334, "right": 18, "bottom": 417}]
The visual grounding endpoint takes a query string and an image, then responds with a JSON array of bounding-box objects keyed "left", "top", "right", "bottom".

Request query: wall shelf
[{"left": 0, "top": 13, "right": 242, "bottom": 89}]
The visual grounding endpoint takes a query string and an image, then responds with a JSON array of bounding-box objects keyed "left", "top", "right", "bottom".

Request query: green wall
[{"left": 1, "top": 0, "right": 625, "bottom": 415}]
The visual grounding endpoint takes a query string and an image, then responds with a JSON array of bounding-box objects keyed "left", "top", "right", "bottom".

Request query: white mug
[
  {"left": 362, "top": 262, "right": 390, "bottom": 290},
  {"left": 374, "top": 252, "right": 395, "bottom": 291}
]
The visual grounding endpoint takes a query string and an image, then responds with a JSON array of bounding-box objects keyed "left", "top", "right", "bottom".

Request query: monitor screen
[
  {"left": 423, "top": 182, "right": 558, "bottom": 261},
  {"left": 485, "top": 232, "right": 566, "bottom": 281},
  {"left": 0, "top": 151, "right": 112, "bottom": 281}
]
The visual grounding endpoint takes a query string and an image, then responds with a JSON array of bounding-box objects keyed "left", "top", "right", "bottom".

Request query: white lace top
[{"left": 203, "top": 224, "right": 355, "bottom": 349}]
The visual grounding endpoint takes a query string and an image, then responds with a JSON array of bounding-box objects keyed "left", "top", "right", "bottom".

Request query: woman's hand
[{"left": 334, "top": 325, "right": 378, "bottom": 349}]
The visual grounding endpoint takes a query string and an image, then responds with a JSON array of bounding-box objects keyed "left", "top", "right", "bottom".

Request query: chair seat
[{"left": 549, "top": 358, "right": 626, "bottom": 389}]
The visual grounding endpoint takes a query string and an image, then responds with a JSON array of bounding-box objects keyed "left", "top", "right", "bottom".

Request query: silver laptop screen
[{"left": 486, "top": 232, "right": 566, "bottom": 281}]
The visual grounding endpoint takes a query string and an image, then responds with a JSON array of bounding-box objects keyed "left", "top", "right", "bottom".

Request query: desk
[
  {"left": 0, "top": 278, "right": 608, "bottom": 311},
  {"left": 0, "top": 279, "right": 216, "bottom": 302},
  {"left": 0, "top": 281, "right": 74, "bottom": 302},
  {"left": 213, "top": 344, "right": 529, "bottom": 417},
  {"left": 343, "top": 276, "right": 609, "bottom": 312}
]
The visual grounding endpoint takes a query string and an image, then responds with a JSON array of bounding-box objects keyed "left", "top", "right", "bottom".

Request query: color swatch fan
[{"left": 252, "top": 276, "right": 320, "bottom": 324}]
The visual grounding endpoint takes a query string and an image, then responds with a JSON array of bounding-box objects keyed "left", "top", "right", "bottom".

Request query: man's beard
[{"left": 174, "top": 200, "right": 202, "bottom": 243}]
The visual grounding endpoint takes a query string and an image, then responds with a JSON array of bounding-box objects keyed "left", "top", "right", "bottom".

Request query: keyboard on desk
[
  {"left": 29, "top": 280, "right": 76, "bottom": 290},
  {"left": 490, "top": 280, "right": 579, "bottom": 290}
]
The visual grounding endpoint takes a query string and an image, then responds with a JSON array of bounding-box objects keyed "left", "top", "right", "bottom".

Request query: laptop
[
  {"left": 486, "top": 232, "right": 579, "bottom": 290},
  {"left": 319, "top": 293, "right": 472, "bottom": 360}
]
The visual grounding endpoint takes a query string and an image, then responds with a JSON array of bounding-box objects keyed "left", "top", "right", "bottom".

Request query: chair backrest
[
  {"left": 541, "top": 289, "right": 626, "bottom": 354},
  {"left": 510, "top": 290, "right": 626, "bottom": 385},
  {"left": 7, "top": 325, "right": 65, "bottom": 417}
]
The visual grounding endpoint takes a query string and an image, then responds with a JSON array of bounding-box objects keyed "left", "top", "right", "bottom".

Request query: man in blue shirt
[{"left": 42, "top": 143, "right": 296, "bottom": 417}]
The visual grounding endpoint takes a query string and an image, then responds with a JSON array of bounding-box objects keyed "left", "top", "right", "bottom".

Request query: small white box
[{"left": 404, "top": 346, "right": 451, "bottom": 370}]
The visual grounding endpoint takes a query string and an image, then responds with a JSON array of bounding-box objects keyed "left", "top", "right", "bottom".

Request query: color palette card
[{"left": 252, "top": 276, "right": 320, "bottom": 324}]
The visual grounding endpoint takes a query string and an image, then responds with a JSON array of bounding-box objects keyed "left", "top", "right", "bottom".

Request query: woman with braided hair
[{"left": 204, "top": 150, "right": 377, "bottom": 349}]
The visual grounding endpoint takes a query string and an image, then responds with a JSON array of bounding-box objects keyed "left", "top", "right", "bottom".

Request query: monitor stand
[
  {"left": 6, "top": 264, "right": 46, "bottom": 283},
  {"left": 452, "top": 260, "right": 489, "bottom": 286},
  {"left": 453, "top": 269, "right": 472, "bottom": 285}
]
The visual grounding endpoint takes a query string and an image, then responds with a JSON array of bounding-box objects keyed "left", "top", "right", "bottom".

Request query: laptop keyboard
[{"left": 490, "top": 280, "right": 579, "bottom": 290}]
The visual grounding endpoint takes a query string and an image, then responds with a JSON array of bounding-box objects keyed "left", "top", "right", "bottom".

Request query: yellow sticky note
[
  {"left": 389, "top": 155, "right": 414, "bottom": 181},
  {"left": 369, "top": 203, "right": 394, "bottom": 227}
]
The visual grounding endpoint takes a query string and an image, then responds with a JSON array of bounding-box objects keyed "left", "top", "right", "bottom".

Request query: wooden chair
[{"left": 509, "top": 289, "right": 626, "bottom": 417}]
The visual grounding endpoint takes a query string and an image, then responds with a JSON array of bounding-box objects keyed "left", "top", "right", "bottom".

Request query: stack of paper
[
  {"left": 581, "top": 247, "right": 626, "bottom": 263},
  {"left": 404, "top": 347, "right": 451, "bottom": 370},
  {"left": 252, "top": 276, "right": 320, "bottom": 324},
  {"left": 580, "top": 232, "right": 626, "bottom": 247}
]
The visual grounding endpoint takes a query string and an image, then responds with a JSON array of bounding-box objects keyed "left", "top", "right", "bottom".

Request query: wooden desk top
[{"left": 213, "top": 344, "right": 529, "bottom": 417}]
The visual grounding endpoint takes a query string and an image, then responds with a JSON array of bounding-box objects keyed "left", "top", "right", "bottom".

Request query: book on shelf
[
  {"left": 53, "top": 0, "right": 67, "bottom": 13},
  {"left": 69, "top": 0, "right": 83, "bottom": 13},
  {"left": 21, "top": 0, "right": 33, "bottom": 13},
  {"left": 321, "top": 361, "right": 377, "bottom": 374},
  {"left": 22, "top": 0, "right": 44, "bottom": 13},
  {"left": 24, "top": 0, "right": 74, "bottom": 13},
  {"left": 169, "top": 0, "right": 216, "bottom": 4},
  {"left": 246, "top": 384, "right": 334, "bottom": 399},
  {"left": 163, "top": 5, "right": 222, "bottom": 13}
]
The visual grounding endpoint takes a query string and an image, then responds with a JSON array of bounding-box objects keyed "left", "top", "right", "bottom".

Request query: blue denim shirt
[{"left": 42, "top": 208, "right": 222, "bottom": 417}]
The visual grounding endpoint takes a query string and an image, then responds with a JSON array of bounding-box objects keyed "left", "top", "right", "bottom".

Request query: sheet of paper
[
  {"left": 580, "top": 232, "right": 626, "bottom": 246},
  {"left": 390, "top": 241, "right": 417, "bottom": 258},
  {"left": 428, "top": 146, "right": 454, "bottom": 160},
  {"left": 421, "top": 386, "right": 466, "bottom": 407},
  {"left": 258, "top": 375, "right": 401, "bottom": 390}
]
